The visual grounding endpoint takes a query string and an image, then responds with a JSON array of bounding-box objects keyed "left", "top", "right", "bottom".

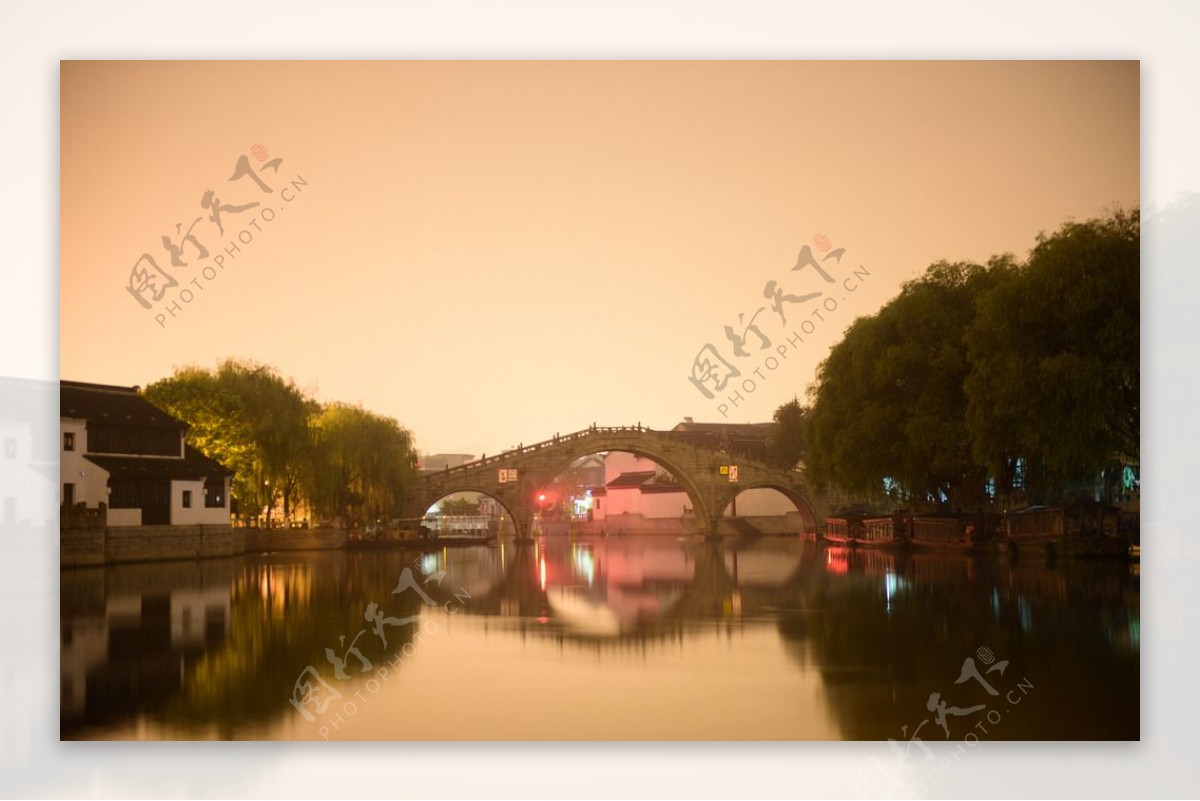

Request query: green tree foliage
[
  {"left": 801, "top": 208, "right": 1138, "bottom": 509},
  {"left": 307, "top": 402, "right": 417, "bottom": 530},
  {"left": 213, "top": 360, "right": 312, "bottom": 521},
  {"left": 437, "top": 496, "right": 481, "bottom": 517},
  {"left": 143, "top": 360, "right": 300, "bottom": 520},
  {"left": 145, "top": 360, "right": 417, "bottom": 528},
  {"left": 805, "top": 261, "right": 1007, "bottom": 507},
  {"left": 767, "top": 397, "right": 808, "bottom": 470},
  {"left": 965, "top": 210, "right": 1139, "bottom": 501}
]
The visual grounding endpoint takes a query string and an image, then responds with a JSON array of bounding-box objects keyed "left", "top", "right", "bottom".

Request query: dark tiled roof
[
  {"left": 640, "top": 483, "right": 686, "bottom": 494},
  {"left": 61, "top": 381, "right": 187, "bottom": 431},
  {"left": 84, "top": 444, "right": 232, "bottom": 480},
  {"left": 670, "top": 421, "right": 774, "bottom": 435},
  {"left": 606, "top": 470, "right": 657, "bottom": 489},
  {"left": 667, "top": 420, "right": 775, "bottom": 462}
]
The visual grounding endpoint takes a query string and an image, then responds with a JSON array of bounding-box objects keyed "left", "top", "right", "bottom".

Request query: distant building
[
  {"left": 591, "top": 451, "right": 689, "bottom": 522},
  {"left": 669, "top": 417, "right": 776, "bottom": 462},
  {"left": 60, "top": 381, "right": 232, "bottom": 526},
  {"left": 418, "top": 453, "right": 476, "bottom": 474}
]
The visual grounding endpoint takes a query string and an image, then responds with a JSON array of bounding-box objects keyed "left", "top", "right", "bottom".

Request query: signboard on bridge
[
  {"left": 728, "top": 465, "right": 739, "bottom": 483},
  {"left": 499, "top": 468, "right": 519, "bottom": 483}
]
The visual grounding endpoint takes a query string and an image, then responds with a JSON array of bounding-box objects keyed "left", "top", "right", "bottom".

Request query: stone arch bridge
[{"left": 406, "top": 425, "right": 845, "bottom": 539}]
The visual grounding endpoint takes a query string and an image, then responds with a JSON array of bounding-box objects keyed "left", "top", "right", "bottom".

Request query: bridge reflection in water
[{"left": 61, "top": 536, "right": 1139, "bottom": 740}]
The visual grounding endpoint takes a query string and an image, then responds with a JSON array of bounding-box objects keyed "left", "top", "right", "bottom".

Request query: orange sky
[{"left": 60, "top": 61, "right": 1139, "bottom": 457}]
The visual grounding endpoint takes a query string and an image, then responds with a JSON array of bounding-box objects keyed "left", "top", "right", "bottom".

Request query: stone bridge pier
[{"left": 406, "top": 426, "right": 845, "bottom": 540}]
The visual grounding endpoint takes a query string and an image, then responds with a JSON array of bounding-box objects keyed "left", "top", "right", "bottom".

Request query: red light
[{"left": 538, "top": 494, "right": 546, "bottom": 503}]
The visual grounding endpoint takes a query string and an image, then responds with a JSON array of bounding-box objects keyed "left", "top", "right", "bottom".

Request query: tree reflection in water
[{"left": 60, "top": 538, "right": 1138, "bottom": 740}]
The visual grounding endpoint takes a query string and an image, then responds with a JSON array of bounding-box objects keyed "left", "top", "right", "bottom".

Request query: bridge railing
[
  {"left": 421, "top": 424, "right": 805, "bottom": 484},
  {"left": 424, "top": 425, "right": 655, "bottom": 480}
]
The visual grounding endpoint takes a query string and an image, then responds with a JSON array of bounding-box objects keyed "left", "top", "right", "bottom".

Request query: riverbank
[{"left": 60, "top": 525, "right": 346, "bottom": 568}]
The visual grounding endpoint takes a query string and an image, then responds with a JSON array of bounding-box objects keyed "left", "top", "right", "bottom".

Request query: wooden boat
[
  {"left": 1004, "top": 504, "right": 1126, "bottom": 558},
  {"left": 859, "top": 516, "right": 901, "bottom": 548},
  {"left": 824, "top": 512, "right": 901, "bottom": 548},
  {"left": 910, "top": 515, "right": 988, "bottom": 552},
  {"left": 417, "top": 533, "right": 497, "bottom": 546},
  {"left": 414, "top": 516, "right": 498, "bottom": 546},
  {"left": 823, "top": 516, "right": 861, "bottom": 546}
]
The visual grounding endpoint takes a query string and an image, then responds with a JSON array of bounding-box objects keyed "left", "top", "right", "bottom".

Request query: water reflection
[{"left": 61, "top": 537, "right": 1138, "bottom": 740}]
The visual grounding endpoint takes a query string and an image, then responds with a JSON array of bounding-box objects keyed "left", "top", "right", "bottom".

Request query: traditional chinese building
[{"left": 60, "top": 381, "right": 232, "bottom": 526}]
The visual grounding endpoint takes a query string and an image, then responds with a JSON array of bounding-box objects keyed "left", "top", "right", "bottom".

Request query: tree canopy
[
  {"left": 144, "top": 358, "right": 418, "bottom": 528},
  {"left": 965, "top": 209, "right": 1139, "bottom": 502},
  {"left": 798, "top": 208, "right": 1138, "bottom": 509}
]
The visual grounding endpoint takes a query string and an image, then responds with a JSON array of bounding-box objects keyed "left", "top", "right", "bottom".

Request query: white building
[{"left": 60, "top": 381, "right": 232, "bottom": 526}]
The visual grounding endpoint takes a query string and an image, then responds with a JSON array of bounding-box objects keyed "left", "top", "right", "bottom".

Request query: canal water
[{"left": 60, "top": 537, "right": 1138, "bottom": 740}]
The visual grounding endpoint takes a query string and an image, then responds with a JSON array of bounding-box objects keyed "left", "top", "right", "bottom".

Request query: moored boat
[
  {"left": 910, "top": 515, "right": 989, "bottom": 552},
  {"left": 823, "top": 515, "right": 861, "bottom": 546},
  {"left": 824, "top": 508, "right": 902, "bottom": 549},
  {"left": 858, "top": 515, "right": 901, "bottom": 548},
  {"left": 1004, "top": 503, "right": 1126, "bottom": 558}
]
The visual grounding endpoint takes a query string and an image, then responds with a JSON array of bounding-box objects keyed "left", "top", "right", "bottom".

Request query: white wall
[
  {"left": 59, "top": 418, "right": 110, "bottom": 507},
  {"left": 639, "top": 489, "right": 689, "bottom": 518},
  {"left": 170, "top": 478, "right": 231, "bottom": 525}
]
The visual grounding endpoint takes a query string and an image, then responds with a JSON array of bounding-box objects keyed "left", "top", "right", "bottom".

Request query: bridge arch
[
  {"left": 719, "top": 481, "right": 819, "bottom": 536},
  {"left": 422, "top": 487, "right": 520, "bottom": 532},
  {"left": 535, "top": 441, "right": 717, "bottom": 527}
]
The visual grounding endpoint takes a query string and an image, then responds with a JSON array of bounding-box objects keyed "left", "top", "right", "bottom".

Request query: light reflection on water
[{"left": 60, "top": 536, "right": 1138, "bottom": 740}]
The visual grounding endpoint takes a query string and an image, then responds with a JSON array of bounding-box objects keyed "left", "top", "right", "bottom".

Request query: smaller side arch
[
  {"left": 719, "top": 482, "right": 819, "bottom": 536},
  {"left": 417, "top": 487, "right": 523, "bottom": 536}
]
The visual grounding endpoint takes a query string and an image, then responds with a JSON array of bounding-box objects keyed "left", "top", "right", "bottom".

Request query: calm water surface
[{"left": 61, "top": 536, "right": 1139, "bottom": 740}]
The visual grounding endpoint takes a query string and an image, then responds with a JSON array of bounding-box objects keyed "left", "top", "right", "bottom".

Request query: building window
[
  {"left": 63, "top": 483, "right": 75, "bottom": 507},
  {"left": 204, "top": 478, "right": 225, "bottom": 508},
  {"left": 63, "top": 431, "right": 75, "bottom": 452},
  {"left": 3, "top": 438, "right": 15, "bottom": 459},
  {"left": 182, "top": 489, "right": 192, "bottom": 509}
]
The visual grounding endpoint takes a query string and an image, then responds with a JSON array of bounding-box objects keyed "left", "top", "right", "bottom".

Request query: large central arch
[{"left": 534, "top": 442, "right": 716, "bottom": 527}]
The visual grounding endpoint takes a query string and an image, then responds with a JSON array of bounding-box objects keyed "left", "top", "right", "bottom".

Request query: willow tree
[
  {"left": 144, "top": 359, "right": 312, "bottom": 523},
  {"left": 307, "top": 403, "right": 418, "bottom": 531},
  {"left": 965, "top": 209, "right": 1139, "bottom": 502}
]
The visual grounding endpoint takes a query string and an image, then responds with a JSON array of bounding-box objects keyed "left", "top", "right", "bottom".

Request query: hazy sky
[{"left": 60, "top": 61, "right": 1138, "bottom": 457}]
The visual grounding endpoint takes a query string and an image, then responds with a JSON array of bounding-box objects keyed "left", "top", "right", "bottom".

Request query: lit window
[
  {"left": 64, "top": 432, "right": 75, "bottom": 452},
  {"left": 204, "top": 478, "right": 225, "bottom": 508}
]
